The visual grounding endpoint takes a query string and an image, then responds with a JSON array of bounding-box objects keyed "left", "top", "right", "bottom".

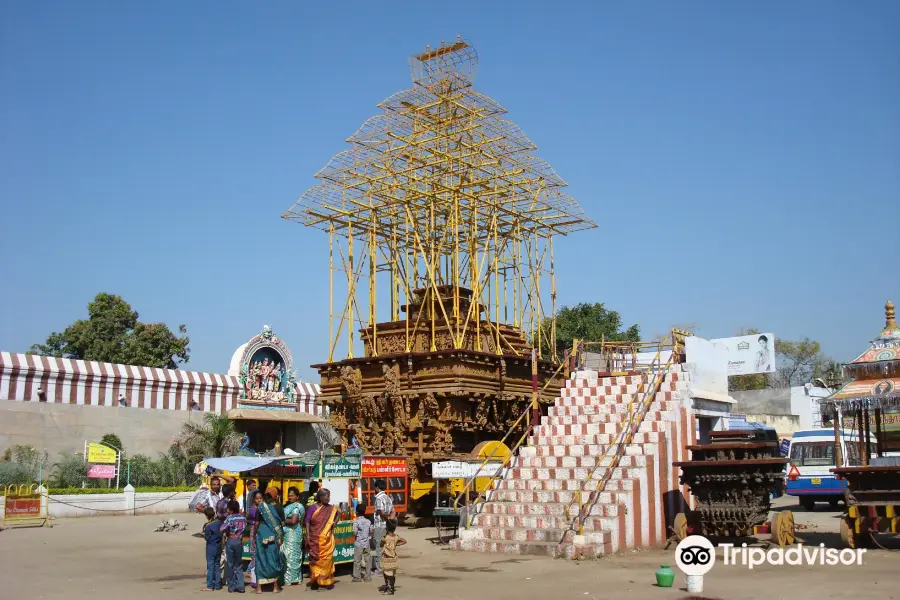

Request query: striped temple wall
[
  {"left": 0, "top": 352, "right": 322, "bottom": 415},
  {"left": 293, "top": 381, "right": 325, "bottom": 417}
]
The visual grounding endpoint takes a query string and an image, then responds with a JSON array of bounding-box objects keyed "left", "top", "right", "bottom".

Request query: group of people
[
  {"left": 193, "top": 475, "right": 406, "bottom": 595},
  {"left": 349, "top": 481, "right": 407, "bottom": 595}
]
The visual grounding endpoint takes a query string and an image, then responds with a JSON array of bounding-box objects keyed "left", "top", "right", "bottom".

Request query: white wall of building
[
  {"left": 0, "top": 490, "right": 194, "bottom": 520},
  {"left": 684, "top": 337, "right": 730, "bottom": 403},
  {"left": 790, "top": 385, "right": 832, "bottom": 430}
]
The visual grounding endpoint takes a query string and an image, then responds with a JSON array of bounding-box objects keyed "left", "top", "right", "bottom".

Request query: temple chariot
[
  {"left": 282, "top": 38, "right": 595, "bottom": 516},
  {"left": 825, "top": 301, "right": 900, "bottom": 549}
]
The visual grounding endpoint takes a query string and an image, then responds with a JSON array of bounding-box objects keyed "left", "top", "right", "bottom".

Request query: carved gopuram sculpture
[{"left": 420, "top": 392, "right": 440, "bottom": 424}]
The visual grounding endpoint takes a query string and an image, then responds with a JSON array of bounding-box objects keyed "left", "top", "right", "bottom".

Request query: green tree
[
  {"left": 29, "top": 293, "right": 190, "bottom": 369},
  {"left": 542, "top": 302, "right": 640, "bottom": 359},
  {"left": 100, "top": 433, "right": 125, "bottom": 457},
  {"left": 50, "top": 452, "right": 89, "bottom": 488},
  {"left": 172, "top": 413, "right": 244, "bottom": 465},
  {"left": 0, "top": 445, "right": 48, "bottom": 485},
  {"left": 775, "top": 338, "right": 829, "bottom": 388},
  {"left": 815, "top": 359, "right": 846, "bottom": 389}
]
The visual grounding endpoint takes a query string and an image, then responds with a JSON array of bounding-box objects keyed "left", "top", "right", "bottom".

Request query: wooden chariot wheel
[
  {"left": 673, "top": 512, "right": 688, "bottom": 542},
  {"left": 840, "top": 517, "right": 857, "bottom": 549},
  {"left": 775, "top": 510, "right": 796, "bottom": 547}
]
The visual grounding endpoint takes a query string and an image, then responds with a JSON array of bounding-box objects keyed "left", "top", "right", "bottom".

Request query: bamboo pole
[
  {"left": 429, "top": 200, "right": 436, "bottom": 351},
  {"left": 328, "top": 223, "right": 335, "bottom": 362},
  {"left": 832, "top": 404, "right": 842, "bottom": 467},
  {"left": 856, "top": 406, "right": 866, "bottom": 467},
  {"left": 862, "top": 405, "right": 872, "bottom": 465},
  {"left": 874, "top": 406, "right": 884, "bottom": 458},
  {"left": 369, "top": 212, "right": 377, "bottom": 356},
  {"left": 494, "top": 213, "right": 500, "bottom": 354},
  {"left": 348, "top": 220, "right": 354, "bottom": 359},
  {"left": 405, "top": 211, "right": 411, "bottom": 352},
  {"left": 549, "top": 234, "right": 556, "bottom": 361}
]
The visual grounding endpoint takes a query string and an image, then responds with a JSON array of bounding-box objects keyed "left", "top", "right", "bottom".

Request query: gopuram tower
[{"left": 282, "top": 38, "right": 596, "bottom": 505}]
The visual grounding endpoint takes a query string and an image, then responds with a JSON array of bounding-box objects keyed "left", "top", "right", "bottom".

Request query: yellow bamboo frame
[{"left": 283, "top": 39, "right": 596, "bottom": 361}]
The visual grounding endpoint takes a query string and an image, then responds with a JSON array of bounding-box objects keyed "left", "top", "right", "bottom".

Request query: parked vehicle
[{"left": 785, "top": 428, "right": 875, "bottom": 510}]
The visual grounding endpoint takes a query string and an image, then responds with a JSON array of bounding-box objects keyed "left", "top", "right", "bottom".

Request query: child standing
[
  {"left": 202, "top": 507, "right": 223, "bottom": 592},
  {"left": 221, "top": 500, "right": 247, "bottom": 593},
  {"left": 378, "top": 520, "right": 406, "bottom": 595},
  {"left": 351, "top": 502, "right": 372, "bottom": 583}
]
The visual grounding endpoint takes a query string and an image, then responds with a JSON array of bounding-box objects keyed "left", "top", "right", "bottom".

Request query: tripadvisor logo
[
  {"left": 675, "top": 536, "right": 716, "bottom": 576},
  {"left": 721, "top": 543, "right": 866, "bottom": 569},
  {"left": 675, "top": 536, "right": 866, "bottom": 572}
]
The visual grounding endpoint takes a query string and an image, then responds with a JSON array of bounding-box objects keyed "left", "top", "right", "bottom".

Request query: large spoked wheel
[
  {"left": 840, "top": 517, "right": 858, "bottom": 549},
  {"left": 673, "top": 513, "right": 688, "bottom": 542},
  {"left": 775, "top": 511, "right": 796, "bottom": 547}
]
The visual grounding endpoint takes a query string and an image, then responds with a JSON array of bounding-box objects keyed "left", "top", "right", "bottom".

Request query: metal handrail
[
  {"left": 575, "top": 338, "right": 675, "bottom": 373},
  {"left": 561, "top": 332, "right": 679, "bottom": 541},
  {"left": 447, "top": 329, "right": 685, "bottom": 532},
  {"left": 452, "top": 344, "right": 580, "bottom": 526}
]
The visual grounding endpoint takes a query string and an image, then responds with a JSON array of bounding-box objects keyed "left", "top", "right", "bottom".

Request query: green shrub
[
  {"left": 47, "top": 485, "right": 196, "bottom": 495},
  {"left": 0, "top": 445, "right": 49, "bottom": 485},
  {"left": 49, "top": 452, "right": 89, "bottom": 488},
  {"left": 126, "top": 450, "right": 199, "bottom": 488},
  {"left": 1, "top": 485, "right": 196, "bottom": 496},
  {"left": 1, "top": 444, "right": 200, "bottom": 490},
  {"left": 0, "top": 462, "right": 31, "bottom": 486}
]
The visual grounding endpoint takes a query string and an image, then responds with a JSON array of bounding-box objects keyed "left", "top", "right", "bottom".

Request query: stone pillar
[
  {"left": 124, "top": 484, "right": 136, "bottom": 515},
  {"left": 38, "top": 485, "right": 51, "bottom": 526}
]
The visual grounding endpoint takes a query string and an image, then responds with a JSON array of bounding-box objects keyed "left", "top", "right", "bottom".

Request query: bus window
[{"left": 790, "top": 442, "right": 834, "bottom": 466}]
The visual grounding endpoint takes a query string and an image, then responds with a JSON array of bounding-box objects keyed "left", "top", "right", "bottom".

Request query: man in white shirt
[
  {"left": 189, "top": 475, "right": 224, "bottom": 514},
  {"left": 372, "top": 480, "right": 394, "bottom": 576}
]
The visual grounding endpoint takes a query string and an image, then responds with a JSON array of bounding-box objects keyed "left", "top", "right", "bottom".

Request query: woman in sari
[
  {"left": 254, "top": 487, "right": 285, "bottom": 594},
  {"left": 281, "top": 487, "right": 305, "bottom": 586},
  {"left": 304, "top": 488, "right": 339, "bottom": 591}
]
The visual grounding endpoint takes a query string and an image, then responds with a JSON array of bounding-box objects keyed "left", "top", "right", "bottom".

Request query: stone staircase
[{"left": 454, "top": 365, "right": 696, "bottom": 557}]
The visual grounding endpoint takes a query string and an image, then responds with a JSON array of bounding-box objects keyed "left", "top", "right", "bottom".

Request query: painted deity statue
[
  {"left": 253, "top": 358, "right": 271, "bottom": 394},
  {"left": 269, "top": 362, "right": 283, "bottom": 392},
  {"left": 240, "top": 363, "right": 252, "bottom": 399}
]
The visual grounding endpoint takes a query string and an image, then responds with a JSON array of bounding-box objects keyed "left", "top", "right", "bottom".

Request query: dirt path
[{"left": 1, "top": 501, "right": 897, "bottom": 600}]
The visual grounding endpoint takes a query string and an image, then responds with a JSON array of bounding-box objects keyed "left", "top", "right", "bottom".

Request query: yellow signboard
[
  {"left": 1, "top": 484, "right": 48, "bottom": 527},
  {"left": 87, "top": 443, "right": 117, "bottom": 464}
]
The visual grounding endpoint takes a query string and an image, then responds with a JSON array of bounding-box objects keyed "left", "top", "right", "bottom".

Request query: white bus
[{"left": 785, "top": 428, "right": 876, "bottom": 510}]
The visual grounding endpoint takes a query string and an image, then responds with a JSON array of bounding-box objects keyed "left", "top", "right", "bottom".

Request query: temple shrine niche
[
  {"left": 281, "top": 38, "right": 596, "bottom": 493},
  {"left": 231, "top": 325, "right": 297, "bottom": 410}
]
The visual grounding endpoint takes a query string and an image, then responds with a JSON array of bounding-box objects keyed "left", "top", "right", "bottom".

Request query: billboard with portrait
[{"left": 710, "top": 333, "right": 776, "bottom": 376}]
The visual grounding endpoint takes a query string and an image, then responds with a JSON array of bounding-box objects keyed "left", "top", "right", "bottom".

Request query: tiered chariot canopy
[
  {"left": 283, "top": 38, "right": 595, "bottom": 363},
  {"left": 284, "top": 38, "right": 594, "bottom": 240},
  {"left": 830, "top": 301, "right": 900, "bottom": 411}
]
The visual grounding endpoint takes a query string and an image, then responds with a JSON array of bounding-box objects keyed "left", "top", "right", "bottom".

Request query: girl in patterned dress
[{"left": 378, "top": 520, "right": 406, "bottom": 595}]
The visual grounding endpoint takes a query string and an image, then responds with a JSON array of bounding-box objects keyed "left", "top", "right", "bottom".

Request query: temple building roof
[
  {"left": 829, "top": 300, "right": 900, "bottom": 410},
  {"left": 849, "top": 300, "right": 900, "bottom": 365}
]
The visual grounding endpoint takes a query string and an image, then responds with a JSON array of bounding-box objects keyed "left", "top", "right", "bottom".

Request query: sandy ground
[{"left": 1, "top": 497, "right": 898, "bottom": 600}]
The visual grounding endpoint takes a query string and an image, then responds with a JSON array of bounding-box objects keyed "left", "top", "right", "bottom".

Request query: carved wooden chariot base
[{"left": 312, "top": 287, "right": 563, "bottom": 479}]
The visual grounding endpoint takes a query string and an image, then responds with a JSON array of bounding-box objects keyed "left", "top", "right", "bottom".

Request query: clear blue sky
[{"left": 1, "top": 1, "right": 898, "bottom": 381}]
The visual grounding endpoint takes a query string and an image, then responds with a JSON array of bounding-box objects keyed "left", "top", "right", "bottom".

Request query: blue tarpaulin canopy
[
  {"left": 203, "top": 456, "right": 283, "bottom": 473},
  {"left": 202, "top": 451, "right": 360, "bottom": 475}
]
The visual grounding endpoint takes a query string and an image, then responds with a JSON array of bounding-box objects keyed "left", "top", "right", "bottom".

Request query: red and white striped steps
[
  {"left": 453, "top": 366, "right": 696, "bottom": 558},
  {"left": 488, "top": 487, "right": 636, "bottom": 506}
]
